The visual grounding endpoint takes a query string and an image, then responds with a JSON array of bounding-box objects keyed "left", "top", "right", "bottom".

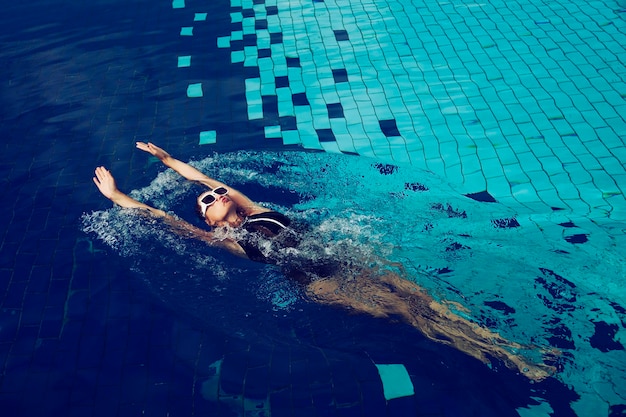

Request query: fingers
[{"left": 93, "top": 166, "right": 113, "bottom": 184}]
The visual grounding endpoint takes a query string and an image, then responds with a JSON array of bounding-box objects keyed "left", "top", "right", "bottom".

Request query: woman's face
[{"left": 203, "top": 194, "right": 236, "bottom": 226}]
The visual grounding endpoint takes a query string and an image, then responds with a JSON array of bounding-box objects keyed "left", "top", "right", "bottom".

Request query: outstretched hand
[
  {"left": 136, "top": 142, "right": 170, "bottom": 161},
  {"left": 92, "top": 166, "right": 120, "bottom": 200}
]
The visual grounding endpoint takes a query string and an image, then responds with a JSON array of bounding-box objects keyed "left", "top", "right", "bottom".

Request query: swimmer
[{"left": 93, "top": 142, "right": 557, "bottom": 381}]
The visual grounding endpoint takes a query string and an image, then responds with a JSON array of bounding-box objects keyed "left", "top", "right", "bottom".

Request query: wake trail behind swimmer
[{"left": 90, "top": 142, "right": 557, "bottom": 381}]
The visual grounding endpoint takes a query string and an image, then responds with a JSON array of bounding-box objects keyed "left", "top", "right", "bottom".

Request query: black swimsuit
[
  {"left": 237, "top": 211, "right": 299, "bottom": 264},
  {"left": 236, "top": 211, "right": 339, "bottom": 282}
]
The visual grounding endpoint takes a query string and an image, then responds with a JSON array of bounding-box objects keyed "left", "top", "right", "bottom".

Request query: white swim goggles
[{"left": 197, "top": 187, "right": 229, "bottom": 217}]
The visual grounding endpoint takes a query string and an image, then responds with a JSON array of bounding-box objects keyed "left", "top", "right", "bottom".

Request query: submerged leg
[{"left": 306, "top": 272, "right": 556, "bottom": 381}]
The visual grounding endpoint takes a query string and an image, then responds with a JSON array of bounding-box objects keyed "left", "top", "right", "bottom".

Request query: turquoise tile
[
  {"left": 298, "top": 132, "right": 322, "bottom": 151},
  {"left": 486, "top": 174, "right": 512, "bottom": 196},
  {"left": 243, "top": 17, "right": 256, "bottom": 35},
  {"left": 199, "top": 130, "right": 216, "bottom": 145},
  {"left": 542, "top": 156, "right": 567, "bottom": 176},
  {"left": 283, "top": 130, "right": 301, "bottom": 145},
  {"left": 248, "top": 103, "right": 263, "bottom": 120},
  {"left": 187, "top": 83, "right": 203, "bottom": 97},
  {"left": 217, "top": 36, "right": 231, "bottom": 48},
  {"left": 177, "top": 56, "right": 191, "bottom": 67},
  {"left": 582, "top": 108, "right": 607, "bottom": 129},
  {"left": 277, "top": 98, "right": 294, "bottom": 118},
  {"left": 231, "top": 51, "right": 245, "bottom": 63},
  {"left": 180, "top": 27, "right": 193, "bottom": 36},
  {"left": 321, "top": 141, "right": 343, "bottom": 154},
  {"left": 515, "top": 151, "right": 543, "bottom": 173},
  {"left": 230, "top": 12, "right": 243, "bottom": 23},
  {"left": 231, "top": 31, "right": 243, "bottom": 41},
  {"left": 464, "top": 171, "right": 487, "bottom": 191},
  {"left": 294, "top": 102, "right": 312, "bottom": 120},
  {"left": 253, "top": 4, "right": 266, "bottom": 16},
  {"left": 264, "top": 125, "right": 281, "bottom": 138},
  {"left": 172, "top": 0, "right": 185, "bottom": 8},
  {"left": 194, "top": 13, "right": 208, "bottom": 21},
  {"left": 511, "top": 183, "right": 540, "bottom": 203},
  {"left": 563, "top": 162, "right": 592, "bottom": 183}
]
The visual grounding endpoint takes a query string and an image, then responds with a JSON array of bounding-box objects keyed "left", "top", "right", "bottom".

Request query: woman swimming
[{"left": 93, "top": 142, "right": 556, "bottom": 381}]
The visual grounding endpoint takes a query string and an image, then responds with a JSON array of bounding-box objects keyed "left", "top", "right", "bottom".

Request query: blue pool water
[{"left": 1, "top": 0, "right": 625, "bottom": 416}]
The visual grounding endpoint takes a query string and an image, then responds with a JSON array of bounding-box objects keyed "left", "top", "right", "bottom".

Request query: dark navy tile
[
  {"left": 291, "top": 384, "right": 313, "bottom": 408},
  {"left": 224, "top": 337, "right": 249, "bottom": 353},
  {"left": 327, "top": 103, "right": 344, "bottom": 118},
  {"left": 360, "top": 381, "right": 386, "bottom": 415},
  {"left": 269, "top": 352, "right": 291, "bottom": 389},
  {"left": 105, "top": 320, "right": 130, "bottom": 351},
  {"left": 0, "top": 309, "right": 20, "bottom": 342},
  {"left": 0, "top": 360, "right": 28, "bottom": 392},
  {"left": 293, "top": 406, "right": 317, "bottom": 417},
  {"left": 270, "top": 32, "right": 283, "bottom": 44},
  {"left": 78, "top": 334, "right": 105, "bottom": 369},
  {"left": 243, "top": 366, "right": 269, "bottom": 399},
  {"left": 32, "top": 339, "right": 58, "bottom": 367},
  {"left": 286, "top": 57, "right": 301, "bottom": 68},
  {"left": 243, "top": 34, "right": 257, "bottom": 47},
  {"left": 349, "top": 358, "right": 380, "bottom": 382},
  {"left": 0, "top": 343, "right": 9, "bottom": 371},
  {"left": 27, "top": 264, "right": 51, "bottom": 293},
  {"left": 107, "top": 292, "right": 131, "bottom": 319},
  {"left": 13, "top": 324, "right": 39, "bottom": 353},
  {"left": 305, "top": 358, "right": 331, "bottom": 385},
  {"left": 66, "top": 291, "right": 89, "bottom": 319},
  {"left": 270, "top": 389, "right": 292, "bottom": 412},
  {"left": 263, "top": 95, "right": 279, "bottom": 120},
  {"left": 276, "top": 76, "right": 289, "bottom": 88},
  {"left": 387, "top": 395, "right": 417, "bottom": 417},
  {"left": 279, "top": 116, "right": 297, "bottom": 131},
  {"left": 332, "top": 69, "right": 348, "bottom": 83},
  {"left": 316, "top": 129, "right": 336, "bottom": 143},
  {"left": 124, "top": 337, "right": 151, "bottom": 366},
  {"left": 248, "top": 344, "right": 272, "bottom": 368},
  {"left": 336, "top": 405, "right": 365, "bottom": 417},
  {"left": 292, "top": 93, "right": 310, "bottom": 106},
  {"left": 99, "top": 350, "right": 125, "bottom": 386},
  {"left": 143, "top": 383, "right": 170, "bottom": 416},
  {"left": 34, "top": 239, "right": 57, "bottom": 265},
  {"left": 68, "top": 405, "right": 95, "bottom": 417},
  {"left": 221, "top": 351, "right": 248, "bottom": 395},
  {"left": 3, "top": 281, "right": 26, "bottom": 309},
  {"left": 21, "top": 293, "right": 46, "bottom": 326},
  {"left": 118, "top": 402, "right": 145, "bottom": 417},
  {"left": 94, "top": 385, "right": 120, "bottom": 417},
  {"left": 330, "top": 374, "right": 361, "bottom": 408},
  {"left": 120, "top": 364, "right": 148, "bottom": 403},
  {"left": 310, "top": 382, "right": 334, "bottom": 408},
  {"left": 168, "top": 395, "right": 193, "bottom": 417},
  {"left": 334, "top": 30, "right": 349, "bottom": 41},
  {"left": 47, "top": 279, "right": 70, "bottom": 307},
  {"left": 379, "top": 119, "right": 401, "bottom": 137},
  {"left": 71, "top": 369, "right": 99, "bottom": 406}
]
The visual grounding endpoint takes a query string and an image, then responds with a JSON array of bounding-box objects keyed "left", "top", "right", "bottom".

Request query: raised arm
[
  {"left": 92, "top": 166, "right": 247, "bottom": 257},
  {"left": 93, "top": 166, "right": 168, "bottom": 217},
  {"left": 136, "top": 142, "right": 267, "bottom": 215}
]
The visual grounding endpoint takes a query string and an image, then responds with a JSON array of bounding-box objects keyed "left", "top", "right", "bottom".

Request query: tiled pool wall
[{"left": 175, "top": 0, "right": 626, "bottom": 225}]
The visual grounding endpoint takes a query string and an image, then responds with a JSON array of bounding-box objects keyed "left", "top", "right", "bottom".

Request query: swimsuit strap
[{"left": 243, "top": 211, "right": 291, "bottom": 235}]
